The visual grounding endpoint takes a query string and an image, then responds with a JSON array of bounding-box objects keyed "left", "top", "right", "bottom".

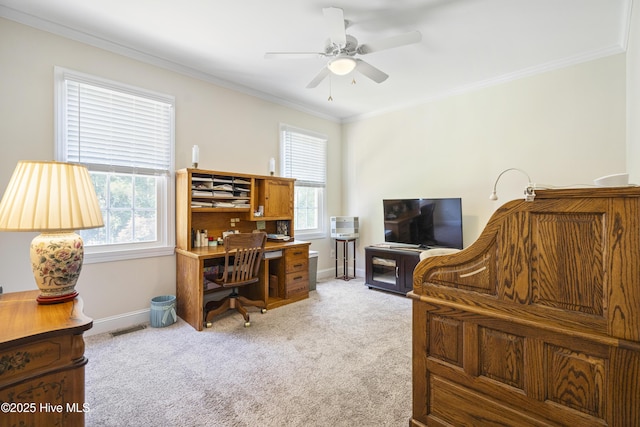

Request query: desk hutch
[
  {"left": 175, "top": 168, "right": 310, "bottom": 331},
  {"left": 410, "top": 187, "right": 640, "bottom": 427}
]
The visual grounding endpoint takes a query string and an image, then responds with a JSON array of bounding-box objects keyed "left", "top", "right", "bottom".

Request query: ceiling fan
[{"left": 265, "top": 7, "right": 422, "bottom": 88}]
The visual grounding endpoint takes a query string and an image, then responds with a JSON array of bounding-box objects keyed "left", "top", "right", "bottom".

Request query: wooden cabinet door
[
  {"left": 365, "top": 248, "right": 402, "bottom": 293},
  {"left": 263, "top": 179, "right": 293, "bottom": 218}
]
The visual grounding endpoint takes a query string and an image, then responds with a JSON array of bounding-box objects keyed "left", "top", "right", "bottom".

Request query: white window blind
[
  {"left": 63, "top": 79, "right": 172, "bottom": 175},
  {"left": 55, "top": 67, "right": 175, "bottom": 263},
  {"left": 281, "top": 124, "right": 327, "bottom": 239},
  {"left": 281, "top": 126, "right": 327, "bottom": 188}
]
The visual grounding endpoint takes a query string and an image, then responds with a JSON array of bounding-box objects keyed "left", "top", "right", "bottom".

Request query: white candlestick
[
  {"left": 192, "top": 145, "right": 199, "bottom": 166},
  {"left": 269, "top": 157, "right": 275, "bottom": 175}
]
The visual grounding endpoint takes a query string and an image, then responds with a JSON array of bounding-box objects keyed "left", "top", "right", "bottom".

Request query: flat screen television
[{"left": 383, "top": 198, "right": 463, "bottom": 249}]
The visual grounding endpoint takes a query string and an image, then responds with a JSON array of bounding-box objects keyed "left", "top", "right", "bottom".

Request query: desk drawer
[
  {"left": 0, "top": 335, "right": 75, "bottom": 387},
  {"left": 285, "top": 271, "right": 309, "bottom": 298},
  {"left": 285, "top": 247, "right": 308, "bottom": 273}
]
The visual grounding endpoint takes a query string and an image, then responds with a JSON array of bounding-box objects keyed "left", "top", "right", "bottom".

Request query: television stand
[{"left": 364, "top": 245, "right": 421, "bottom": 295}]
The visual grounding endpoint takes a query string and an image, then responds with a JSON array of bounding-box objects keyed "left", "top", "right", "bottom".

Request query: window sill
[
  {"left": 84, "top": 245, "right": 175, "bottom": 264},
  {"left": 295, "top": 231, "right": 326, "bottom": 240}
]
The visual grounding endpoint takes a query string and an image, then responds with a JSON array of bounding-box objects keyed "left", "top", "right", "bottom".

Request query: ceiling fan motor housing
[{"left": 325, "top": 34, "right": 358, "bottom": 56}]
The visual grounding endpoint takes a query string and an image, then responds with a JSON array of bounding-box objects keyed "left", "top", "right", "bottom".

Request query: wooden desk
[
  {"left": 410, "top": 187, "right": 640, "bottom": 426},
  {"left": 0, "top": 290, "right": 93, "bottom": 427},
  {"left": 176, "top": 239, "right": 310, "bottom": 331}
]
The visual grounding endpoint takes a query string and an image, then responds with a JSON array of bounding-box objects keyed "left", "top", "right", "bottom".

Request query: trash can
[
  {"left": 309, "top": 250, "right": 318, "bottom": 291},
  {"left": 150, "top": 295, "right": 177, "bottom": 328}
]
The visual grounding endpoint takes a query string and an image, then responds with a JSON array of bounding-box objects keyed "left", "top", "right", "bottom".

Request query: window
[
  {"left": 280, "top": 124, "right": 327, "bottom": 239},
  {"left": 55, "top": 67, "right": 175, "bottom": 263}
]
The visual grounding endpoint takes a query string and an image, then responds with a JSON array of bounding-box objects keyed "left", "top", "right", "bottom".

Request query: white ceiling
[{"left": 0, "top": 0, "right": 631, "bottom": 121}]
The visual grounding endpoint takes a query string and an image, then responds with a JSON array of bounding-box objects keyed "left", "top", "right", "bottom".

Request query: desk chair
[{"left": 204, "top": 232, "right": 267, "bottom": 328}]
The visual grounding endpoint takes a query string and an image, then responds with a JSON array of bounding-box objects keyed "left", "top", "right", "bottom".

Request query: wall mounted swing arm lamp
[{"left": 490, "top": 168, "right": 536, "bottom": 202}]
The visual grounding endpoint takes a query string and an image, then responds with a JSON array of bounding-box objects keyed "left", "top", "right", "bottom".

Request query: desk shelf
[{"left": 177, "top": 168, "right": 294, "bottom": 251}]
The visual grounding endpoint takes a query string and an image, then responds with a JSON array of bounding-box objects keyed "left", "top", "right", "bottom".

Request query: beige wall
[
  {"left": 343, "top": 54, "right": 627, "bottom": 255},
  {"left": 0, "top": 18, "right": 342, "bottom": 332},
  {"left": 0, "top": 15, "right": 633, "bottom": 334}
]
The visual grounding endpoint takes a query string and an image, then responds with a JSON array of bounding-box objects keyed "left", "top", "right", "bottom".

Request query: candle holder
[
  {"left": 269, "top": 157, "right": 275, "bottom": 176},
  {"left": 192, "top": 145, "right": 200, "bottom": 169}
]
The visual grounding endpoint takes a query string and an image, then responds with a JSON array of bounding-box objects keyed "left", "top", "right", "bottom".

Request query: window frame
[
  {"left": 280, "top": 124, "right": 327, "bottom": 240},
  {"left": 54, "top": 67, "right": 175, "bottom": 263}
]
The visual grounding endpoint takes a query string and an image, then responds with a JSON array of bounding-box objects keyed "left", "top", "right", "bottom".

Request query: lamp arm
[{"left": 490, "top": 168, "right": 536, "bottom": 202}]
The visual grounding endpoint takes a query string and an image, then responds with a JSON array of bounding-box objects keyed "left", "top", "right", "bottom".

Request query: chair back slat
[{"left": 219, "top": 232, "right": 267, "bottom": 287}]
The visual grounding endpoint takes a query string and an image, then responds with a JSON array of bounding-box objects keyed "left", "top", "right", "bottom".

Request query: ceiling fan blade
[
  {"left": 265, "top": 52, "right": 326, "bottom": 59},
  {"left": 306, "top": 67, "right": 331, "bottom": 88},
  {"left": 323, "top": 7, "right": 347, "bottom": 46},
  {"left": 357, "top": 30, "right": 422, "bottom": 55},
  {"left": 355, "top": 59, "right": 388, "bottom": 83}
]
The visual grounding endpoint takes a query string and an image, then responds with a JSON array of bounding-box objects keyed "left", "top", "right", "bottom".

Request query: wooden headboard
[{"left": 409, "top": 187, "right": 640, "bottom": 427}]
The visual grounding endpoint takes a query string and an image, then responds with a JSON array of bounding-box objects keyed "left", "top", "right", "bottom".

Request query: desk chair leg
[
  {"left": 204, "top": 295, "right": 266, "bottom": 328},
  {"left": 204, "top": 298, "right": 231, "bottom": 328},
  {"left": 237, "top": 296, "right": 267, "bottom": 313}
]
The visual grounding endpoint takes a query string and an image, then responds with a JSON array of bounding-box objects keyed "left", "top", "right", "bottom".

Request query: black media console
[{"left": 364, "top": 245, "right": 422, "bottom": 295}]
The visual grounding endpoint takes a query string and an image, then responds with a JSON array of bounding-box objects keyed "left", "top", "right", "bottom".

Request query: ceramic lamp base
[{"left": 30, "top": 231, "right": 84, "bottom": 304}]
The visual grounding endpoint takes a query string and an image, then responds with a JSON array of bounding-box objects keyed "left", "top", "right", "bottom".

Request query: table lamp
[{"left": 0, "top": 161, "right": 104, "bottom": 304}]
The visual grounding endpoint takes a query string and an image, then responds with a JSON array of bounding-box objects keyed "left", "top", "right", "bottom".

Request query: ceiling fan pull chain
[{"left": 328, "top": 75, "right": 333, "bottom": 101}]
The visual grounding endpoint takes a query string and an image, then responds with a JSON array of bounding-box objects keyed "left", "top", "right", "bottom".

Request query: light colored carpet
[{"left": 84, "top": 278, "right": 412, "bottom": 426}]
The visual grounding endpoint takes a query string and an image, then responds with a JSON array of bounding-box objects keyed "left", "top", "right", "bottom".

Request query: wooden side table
[
  {"left": 0, "top": 290, "right": 93, "bottom": 427},
  {"left": 335, "top": 238, "right": 356, "bottom": 281}
]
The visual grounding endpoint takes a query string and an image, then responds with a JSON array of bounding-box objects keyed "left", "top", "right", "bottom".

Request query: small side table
[
  {"left": 335, "top": 238, "right": 356, "bottom": 281},
  {"left": 0, "top": 290, "right": 93, "bottom": 427}
]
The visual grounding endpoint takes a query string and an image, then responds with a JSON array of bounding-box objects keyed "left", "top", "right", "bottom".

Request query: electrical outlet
[{"left": 330, "top": 249, "right": 335, "bottom": 259}]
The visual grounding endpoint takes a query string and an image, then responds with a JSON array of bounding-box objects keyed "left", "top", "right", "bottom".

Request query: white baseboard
[
  {"left": 316, "top": 267, "right": 364, "bottom": 280},
  {"left": 86, "top": 268, "right": 363, "bottom": 337},
  {"left": 86, "top": 308, "right": 150, "bottom": 337}
]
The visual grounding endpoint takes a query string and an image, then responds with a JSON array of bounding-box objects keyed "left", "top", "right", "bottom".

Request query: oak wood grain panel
[
  {"left": 429, "top": 375, "right": 550, "bottom": 427},
  {"left": 428, "top": 315, "right": 462, "bottom": 367},
  {"left": 608, "top": 347, "right": 640, "bottom": 426},
  {"left": 546, "top": 344, "right": 606, "bottom": 418},
  {"left": 531, "top": 212, "right": 604, "bottom": 315},
  {"left": 608, "top": 198, "right": 640, "bottom": 341},
  {"left": 479, "top": 327, "right": 524, "bottom": 389},
  {"left": 412, "top": 302, "right": 431, "bottom": 424}
]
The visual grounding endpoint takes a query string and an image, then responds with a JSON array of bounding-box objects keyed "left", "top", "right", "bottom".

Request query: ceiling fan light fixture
[{"left": 328, "top": 56, "right": 356, "bottom": 75}]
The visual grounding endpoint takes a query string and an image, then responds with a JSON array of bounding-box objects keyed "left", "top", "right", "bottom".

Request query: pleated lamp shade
[
  {"left": 0, "top": 161, "right": 104, "bottom": 304},
  {"left": 0, "top": 161, "right": 103, "bottom": 231}
]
